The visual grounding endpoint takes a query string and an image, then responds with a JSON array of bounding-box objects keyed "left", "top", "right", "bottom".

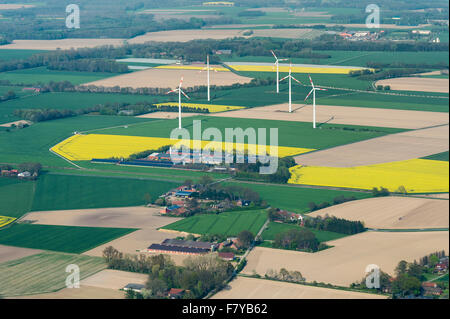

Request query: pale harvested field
[
  {"left": 0, "top": 4, "right": 34, "bottom": 10},
  {"left": 250, "top": 28, "right": 323, "bottom": 39},
  {"left": 309, "top": 196, "right": 449, "bottom": 229},
  {"left": 0, "top": 39, "right": 126, "bottom": 50},
  {"left": 10, "top": 286, "right": 124, "bottom": 299},
  {"left": 324, "top": 23, "right": 431, "bottom": 29},
  {"left": 137, "top": 112, "right": 201, "bottom": 119},
  {"left": 0, "top": 120, "right": 31, "bottom": 127},
  {"left": 294, "top": 125, "right": 449, "bottom": 167},
  {"left": 416, "top": 193, "right": 449, "bottom": 199},
  {"left": 244, "top": 231, "right": 449, "bottom": 286},
  {"left": 83, "top": 67, "right": 252, "bottom": 89},
  {"left": 376, "top": 77, "right": 449, "bottom": 93},
  {"left": 128, "top": 29, "right": 245, "bottom": 44},
  {"left": 0, "top": 245, "right": 42, "bottom": 263},
  {"left": 212, "top": 276, "right": 386, "bottom": 299},
  {"left": 81, "top": 269, "right": 148, "bottom": 290},
  {"left": 209, "top": 104, "right": 449, "bottom": 129}
]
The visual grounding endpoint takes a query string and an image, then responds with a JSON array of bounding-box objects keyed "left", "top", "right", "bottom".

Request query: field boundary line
[{"left": 48, "top": 137, "right": 82, "bottom": 169}]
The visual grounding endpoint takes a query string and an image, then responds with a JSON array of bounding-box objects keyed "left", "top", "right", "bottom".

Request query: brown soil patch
[
  {"left": 0, "top": 245, "right": 42, "bottom": 263},
  {"left": 0, "top": 120, "right": 31, "bottom": 127},
  {"left": 244, "top": 231, "right": 449, "bottom": 286},
  {"left": 209, "top": 104, "right": 449, "bottom": 129},
  {"left": 212, "top": 276, "right": 387, "bottom": 299},
  {"left": 128, "top": 29, "right": 245, "bottom": 44},
  {"left": 83, "top": 67, "right": 252, "bottom": 89},
  {"left": 81, "top": 269, "right": 148, "bottom": 290},
  {"left": 294, "top": 125, "right": 449, "bottom": 167},
  {"left": 309, "top": 196, "right": 449, "bottom": 229},
  {"left": 0, "top": 39, "right": 126, "bottom": 50},
  {"left": 0, "top": 4, "right": 34, "bottom": 10},
  {"left": 376, "top": 77, "right": 449, "bottom": 93},
  {"left": 9, "top": 286, "right": 124, "bottom": 299}
]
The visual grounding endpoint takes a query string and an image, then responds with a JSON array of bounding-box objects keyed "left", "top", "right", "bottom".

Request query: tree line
[{"left": 303, "top": 215, "right": 366, "bottom": 235}]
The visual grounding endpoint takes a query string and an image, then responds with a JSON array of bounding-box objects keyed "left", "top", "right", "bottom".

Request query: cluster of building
[
  {"left": 339, "top": 31, "right": 383, "bottom": 41},
  {"left": 123, "top": 284, "right": 187, "bottom": 299},
  {"left": 0, "top": 169, "right": 33, "bottom": 179}
]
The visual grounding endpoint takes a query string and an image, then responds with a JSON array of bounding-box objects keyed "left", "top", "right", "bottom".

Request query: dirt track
[
  {"left": 376, "top": 77, "right": 449, "bottom": 93},
  {"left": 294, "top": 125, "right": 449, "bottom": 167},
  {"left": 309, "top": 196, "right": 449, "bottom": 229},
  {"left": 212, "top": 276, "right": 386, "bottom": 299},
  {"left": 0, "top": 39, "right": 126, "bottom": 50},
  {"left": 83, "top": 67, "right": 252, "bottom": 89},
  {"left": 244, "top": 231, "right": 449, "bottom": 286},
  {"left": 209, "top": 104, "right": 449, "bottom": 129}
]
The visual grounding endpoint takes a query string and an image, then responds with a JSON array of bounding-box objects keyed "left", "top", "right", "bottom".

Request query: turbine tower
[
  {"left": 199, "top": 54, "right": 218, "bottom": 102},
  {"left": 167, "top": 76, "right": 190, "bottom": 129},
  {"left": 271, "top": 50, "right": 288, "bottom": 94},
  {"left": 279, "top": 63, "right": 302, "bottom": 113},
  {"left": 304, "top": 75, "right": 327, "bottom": 129}
]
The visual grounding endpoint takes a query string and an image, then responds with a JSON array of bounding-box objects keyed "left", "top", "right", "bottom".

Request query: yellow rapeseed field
[
  {"left": 155, "top": 102, "right": 245, "bottom": 113},
  {"left": 155, "top": 65, "right": 230, "bottom": 72},
  {"left": 288, "top": 159, "right": 449, "bottom": 193},
  {"left": 227, "top": 64, "right": 370, "bottom": 74},
  {"left": 51, "top": 134, "right": 314, "bottom": 161},
  {"left": 0, "top": 216, "right": 16, "bottom": 228}
]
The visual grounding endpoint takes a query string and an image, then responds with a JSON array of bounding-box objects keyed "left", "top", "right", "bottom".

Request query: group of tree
[
  {"left": 265, "top": 268, "right": 306, "bottom": 283},
  {"left": 307, "top": 195, "right": 358, "bottom": 212},
  {"left": 235, "top": 156, "right": 296, "bottom": 184},
  {"left": 372, "top": 187, "right": 390, "bottom": 197},
  {"left": 103, "top": 246, "right": 233, "bottom": 299},
  {"left": 13, "top": 109, "right": 77, "bottom": 122},
  {"left": 303, "top": 215, "right": 365, "bottom": 235},
  {"left": 272, "top": 227, "right": 321, "bottom": 252},
  {"left": 0, "top": 90, "right": 16, "bottom": 102},
  {"left": 47, "top": 59, "right": 129, "bottom": 73}
]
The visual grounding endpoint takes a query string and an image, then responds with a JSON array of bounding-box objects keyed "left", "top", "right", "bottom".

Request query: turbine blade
[
  {"left": 317, "top": 88, "right": 327, "bottom": 91},
  {"left": 166, "top": 89, "right": 176, "bottom": 94},
  {"left": 308, "top": 74, "right": 314, "bottom": 88},
  {"left": 279, "top": 75, "right": 289, "bottom": 82},
  {"left": 271, "top": 50, "right": 277, "bottom": 60},
  {"left": 291, "top": 76, "right": 303, "bottom": 85},
  {"left": 179, "top": 76, "right": 184, "bottom": 89},
  {"left": 279, "top": 58, "right": 288, "bottom": 61},
  {"left": 304, "top": 89, "right": 313, "bottom": 101},
  {"left": 180, "top": 89, "right": 190, "bottom": 100}
]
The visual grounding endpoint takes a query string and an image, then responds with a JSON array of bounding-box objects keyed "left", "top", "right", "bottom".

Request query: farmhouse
[
  {"left": 218, "top": 252, "right": 235, "bottom": 261},
  {"left": 421, "top": 282, "right": 442, "bottom": 296},
  {"left": 123, "top": 283, "right": 145, "bottom": 293},
  {"left": 168, "top": 288, "right": 185, "bottom": 299},
  {"left": 147, "top": 239, "right": 217, "bottom": 255}
]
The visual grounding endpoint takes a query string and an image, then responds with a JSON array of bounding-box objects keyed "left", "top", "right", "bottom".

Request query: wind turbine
[
  {"left": 167, "top": 76, "right": 190, "bottom": 129},
  {"left": 271, "top": 50, "right": 288, "bottom": 94},
  {"left": 199, "top": 54, "right": 218, "bottom": 102},
  {"left": 279, "top": 63, "right": 302, "bottom": 113},
  {"left": 304, "top": 75, "right": 327, "bottom": 129}
]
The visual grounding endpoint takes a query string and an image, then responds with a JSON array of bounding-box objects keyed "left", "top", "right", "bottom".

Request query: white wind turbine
[
  {"left": 167, "top": 76, "right": 190, "bottom": 129},
  {"left": 271, "top": 50, "right": 288, "bottom": 93},
  {"left": 304, "top": 75, "right": 327, "bottom": 129},
  {"left": 199, "top": 54, "right": 218, "bottom": 102},
  {"left": 279, "top": 63, "right": 302, "bottom": 113}
]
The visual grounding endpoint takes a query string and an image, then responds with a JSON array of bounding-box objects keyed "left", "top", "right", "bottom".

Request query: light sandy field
[
  {"left": 0, "top": 4, "right": 34, "bottom": 10},
  {"left": 416, "top": 193, "right": 449, "bottom": 199},
  {"left": 137, "top": 112, "right": 201, "bottom": 119},
  {"left": 22, "top": 206, "right": 179, "bottom": 229},
  {"left": 0, "top": 120, "right": 32, "bottom": 128},
  {"left": 0, "top": 245, "right": 42, "bottom": 263},
  {"left": 294, "top": 124, "right": 449, "bottom": 167},
  {"left": 244, "top": 231, "right": 449, "bottom": 286},
  {"left": 209, "top": 104, "right": 449, "bottom": 129},
  {"left": 10, "top": 286, "right": 124, "bottom": 299},
  {"left": 249, "top": 28, "right": 323, "bottom": 39},
  {"left": 325, "top": 23, "right": 431, "bottom": 29},
  {"left": 83, "top": 67, "right": 252, "bottom": 89},
  {"left": 0, "top": 39, "right": 126, "bottom": 50},
  {"left": 128, "top": 29, "right": 245, "bottom": 44},
  {"left": 212, "top": 276, "right": 387, "bottom": 299},
  {"left": 376, "top": 77, "right": 449, "bottom": 93},
  {"left": 81, "top": 269, "right": 148, "bottom": 290},
  {"left": 309, "top": 196, "right": 449, "bottom": 229}
]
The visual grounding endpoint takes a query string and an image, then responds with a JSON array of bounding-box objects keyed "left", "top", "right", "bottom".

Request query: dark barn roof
[{"left": 148, "top": 243, "right": 210, "bottom": 254}]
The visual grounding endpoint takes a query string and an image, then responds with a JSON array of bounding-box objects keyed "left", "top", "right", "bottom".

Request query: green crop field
[
  {"left": 0, "top": 178, "right": 35, "bottom": 218},
  {"left": 222, "top": 181, "right": 371, "bottom": 214},
  {"left": 261, "top": 221, "right": 349, "bottom": 242},
  {"left": 0, "top": 115, "right": 150, "bottom": 165},
  {"left": 161, "top": 209, "right": 267, "bottom": 236},
  {"left": 0, "top": 223, "right": 136, "bottom": 253},
  {"left": 0, "top": 49, "right": 48, "bottom": 61},
  {"left": 0, "top": 67, "right": 121, "bottom": 85},
  {"left": 31, "top": 173, "right": 178, "bottom": 211},
  {"left": 0, "top": 251, "right": 106, "bottom": 297},
  {"left": 97, "top": 115, "right": 405, "bottom": 150},
  {"left": 422, "top": 151, "right": 449, "bottom": 161}
]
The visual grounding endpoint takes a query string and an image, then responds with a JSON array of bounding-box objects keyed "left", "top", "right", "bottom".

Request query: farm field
[
  {"left": 0, "top": 67, "right": 121, "bottom": 85},
  {"left": 91, "top": 115, "right": 405, "bottom": 149},
  {"left": 50, "top": 133, "right": 312, "bottom": 161},
  {"left": 81, "top": 269, "right": 148, "bottom": 290},
  {"left": 212, "top": 276, "right": 387, "bottom": 299},
  {"left": 376, "top": 77, "right": 449, "bottom": 93},
  {"left": 0, "top": 115, "right": 149, "bottom": 166},
  {"left": 0, "top": 251, "right": 106, "bottom": 297},
  {"left": 128, "top": 29, "right": 245, "bottom": 43},
  {"left": 209, "top": 104, "right": 449, "bottom": 129},
  {"left": 222, "top": 181, "right": 371, "bottom": 214},
  {"left": 261, "top": 221, "right": 349, "bottom": 243},
  {"left": 31, "top": 173, "right": 178, "bottom": 212},
  {"left": 11, "top": 286, "right": 125, "bottom": 299},
  {"left": 309, "top": 197, "right": 449, "bottom": 229},
  {"left": 137, "top": 111, "right": 201, "bottom": 119},
  {"left": 82, "top": 67, "right": 252, "bottom": 89},
  {"left": 243, "top": 231, "right": 449, "bottom": 286},
  {"left": 155, "top": 102, "right": 245, "bottom": 113},
  {"left": 0, "top": 216, "right": 15, "bottom": 228},
  {"left": 0, "top": 223, "right": 136, "bottom": 253},
  {"left": 224, "top": 62, "right": 369, "bottom": 74},
  {"left": 0, "top": 49, "right": 47, "bottom": 61},
  {"left": 289, "top": 159, "right": 449, "bottom": 193},
  {"left": 294, "top": 125, "right": 450, "bottom": 167},
  {"left": 0, "top": 178, "right": 35, "bottom": 218},
  {"left": 0, "top": 38, "right": 126, "bottom": 50},
  {"left": 423, "top": 151, "right": 449, "bottom": 161},
  {"left": 0, "top": 244, "right": 42, "bottom": 263},
  {"left": 161, "top": 209, "right": 268, "bottom": 237}
]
